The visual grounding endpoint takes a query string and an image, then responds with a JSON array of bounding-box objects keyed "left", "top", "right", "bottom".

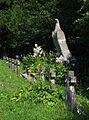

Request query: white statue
[{"left": 52, "top": 19, "right": 72, "bottom": 63}]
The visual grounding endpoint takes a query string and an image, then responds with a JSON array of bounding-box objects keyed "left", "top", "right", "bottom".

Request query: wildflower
[
  {"left": 33, "top": 43, "right": 45, "bottom": 58},
  {"left": 77, "top": 108, "right": 81, "bottom": 115},
  {"left": 35, "top": 44, "right": 38, "bottom": 47}
]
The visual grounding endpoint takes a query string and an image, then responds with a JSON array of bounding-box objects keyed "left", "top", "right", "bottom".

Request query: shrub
[
  {"left": 22, "top": 45, "right": 68, "bottom": 83},
  {"left": 11, "top": 80, "right": 65, "bottom": 106}
]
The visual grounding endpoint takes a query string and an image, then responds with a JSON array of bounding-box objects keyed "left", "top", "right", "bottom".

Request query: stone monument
[
  {"left": 52, "top": 19, "right": 77, "bottom": 111},
  {"left": 52, "top": 19, "right": 72, "bottom": 63}
]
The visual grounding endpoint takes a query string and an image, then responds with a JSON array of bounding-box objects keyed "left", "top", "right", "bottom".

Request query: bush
[
  {"left": 11, "top": 80, "right": 65, "bottom": 106},
  {"left": 22, "top": 45, "right": 68, "bottom": 83}
]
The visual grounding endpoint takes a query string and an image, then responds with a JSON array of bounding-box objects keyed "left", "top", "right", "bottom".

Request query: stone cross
[
  {"left": 66, "top": 70, "right": 76, "bottom": 111},
  {"left": 52, "top": 19, "right": 72, "bottom": 63},
  {"left": 49, "top": 68, "right": 56, "bottom": 90},
  {"left": 40, "top": 66, "right": 45, "bottom": 80}
]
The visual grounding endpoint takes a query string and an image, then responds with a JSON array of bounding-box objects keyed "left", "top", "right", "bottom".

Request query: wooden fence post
[
  {"left": 9, "top": 58, "right": 12, "bottom": 68},
  {"left": 3, "top": 55, "right": 20, "bottom": 75},
  {"left": 11, "top": 58, "right": 14, "bottom": 70},
  {"left": 6, "top": 57, "right": 9, "bottom": 64},
  {"left": 15, "top": 55, "right": 20, "bottom": 74}
]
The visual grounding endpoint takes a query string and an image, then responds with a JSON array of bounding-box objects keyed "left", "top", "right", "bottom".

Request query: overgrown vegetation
[
  {"left": 22, "top": 44, "right": 68, "bottom": 83},
  {"left": 0, "top": 0, "right": 89, "bottom": 119},
  {"left": 0, "top": 0, "right": 89, "bottom": 56},
  {"left": 0, "top": 59, "right": 89, "bottom": 120}
]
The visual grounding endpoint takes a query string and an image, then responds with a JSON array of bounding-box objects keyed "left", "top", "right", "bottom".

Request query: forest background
[{"left": 0, "top": 0, "right": 89, "bottom": 88}]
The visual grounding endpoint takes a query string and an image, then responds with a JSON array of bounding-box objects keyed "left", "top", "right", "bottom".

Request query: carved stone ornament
[{"left": 52, "top": 19, "right": 72, "bottom": 63}]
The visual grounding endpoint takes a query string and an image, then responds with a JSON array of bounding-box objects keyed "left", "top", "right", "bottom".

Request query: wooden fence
[{"left": 3, "top": 55, "right": 20, "bottom": 74}]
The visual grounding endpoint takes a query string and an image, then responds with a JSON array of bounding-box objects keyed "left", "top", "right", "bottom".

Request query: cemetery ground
[{"left": 0, "top": 60, "right": 89, "bottom": 120}]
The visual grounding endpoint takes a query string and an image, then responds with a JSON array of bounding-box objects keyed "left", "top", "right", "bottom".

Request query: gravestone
[
  {"left": 21, "top": 72, "right": 36, "bottom": 81},
  {"left": 66, "top": 70, "right": 76, "bottom": 111},
  {"left": 52, "top": 19, "right": 72, "bottom": 63},
  {"left": 49, "top": 68, "right": 56, "bottom": 90},
  {"left": 40, "top": 66, "right": 45, "bottom": 80}
]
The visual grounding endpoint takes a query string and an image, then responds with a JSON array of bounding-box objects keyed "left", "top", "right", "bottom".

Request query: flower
[
  {"left": 35, "top": 44, "right": 38, "bottom": 47},
  {"left": 33, "top": 43, "right": 45, "bottom": 58}
]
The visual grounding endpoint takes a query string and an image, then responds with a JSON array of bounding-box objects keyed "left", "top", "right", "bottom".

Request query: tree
[
  {"left": 0, "top": 0, "right": 58, "bottom": 55},
  {"left": 0, "top": 0, "right": 89, "bottom": 56}
]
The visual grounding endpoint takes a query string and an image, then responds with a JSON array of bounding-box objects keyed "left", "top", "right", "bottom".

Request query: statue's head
[
  {"left": 51, "top": 18, "right": 60, "bottom": 31},
  {"left": 55, "top": 18, "right": 59, "bottom": 22},
  {"left": 54, "top": 18, "right": 61, "bottom": 29}
]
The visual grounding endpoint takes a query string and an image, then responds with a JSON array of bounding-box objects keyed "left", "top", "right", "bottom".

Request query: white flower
[
  {"left": 33, "top": 43, "right": 45, "bottom": 58},
  {"left": 39, "top": 55, "right": 41, "bottom": 57},
  {"left": 77, "top": 108, "right": 81, "bottom": 115},
  {"left": 38, "top": 46, "right": 41, "bottom": 51},
  {"left": 35, "top": 44, "right": 38, "bottom": 47},
  {"left": 40, "top": 51, "right": 43, "bottom": 55}
]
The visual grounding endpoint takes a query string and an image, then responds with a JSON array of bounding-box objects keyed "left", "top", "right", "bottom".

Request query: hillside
[{"left": 0, "top": 60, "right": 89, "bottom": 120}]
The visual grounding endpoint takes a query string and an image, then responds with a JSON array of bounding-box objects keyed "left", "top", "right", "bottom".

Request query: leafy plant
[
  {"left": 55, "top": 64, "right": 68, "bottom": 84},
  {"left": 1, "top": 60, "right": 89, "bottom": 120},
  {"left": 22, "top": 48, "right": 68, "bottom": 83},
  {"left": 11, "top": 80, "right": 65, "bottom": 106}
]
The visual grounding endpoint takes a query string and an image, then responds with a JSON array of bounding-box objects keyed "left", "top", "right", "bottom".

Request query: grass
[{"left": 0, "top": 60, "right": 89, "bottom": 120}]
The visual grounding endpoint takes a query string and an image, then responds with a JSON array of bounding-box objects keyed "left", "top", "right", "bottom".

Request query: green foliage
[
  {"left": 0, "top": 0, "right": 58, "bottom": 51},
  {"left": 22, "top": 49, "right": 68, "bottom": 82},
  {"left": 0, "top": 0, "right": 88, "bottom": 55},
  {"left": 0, "top": 60, "right": 89, "bottom": 120},
  {"left": 55, "top": 64, "right": 68, "bottom": 83},
  {"left": 11, "top": 80, "right": 65, "bottom": 106}
]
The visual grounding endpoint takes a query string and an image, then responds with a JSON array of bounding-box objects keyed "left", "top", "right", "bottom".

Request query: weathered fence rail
[
  {"left": 3, "top": 55, "right": 20, "bottom": 74},
  {"left": 3, "top": 56, "right": 56, "bottom": 84}
]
